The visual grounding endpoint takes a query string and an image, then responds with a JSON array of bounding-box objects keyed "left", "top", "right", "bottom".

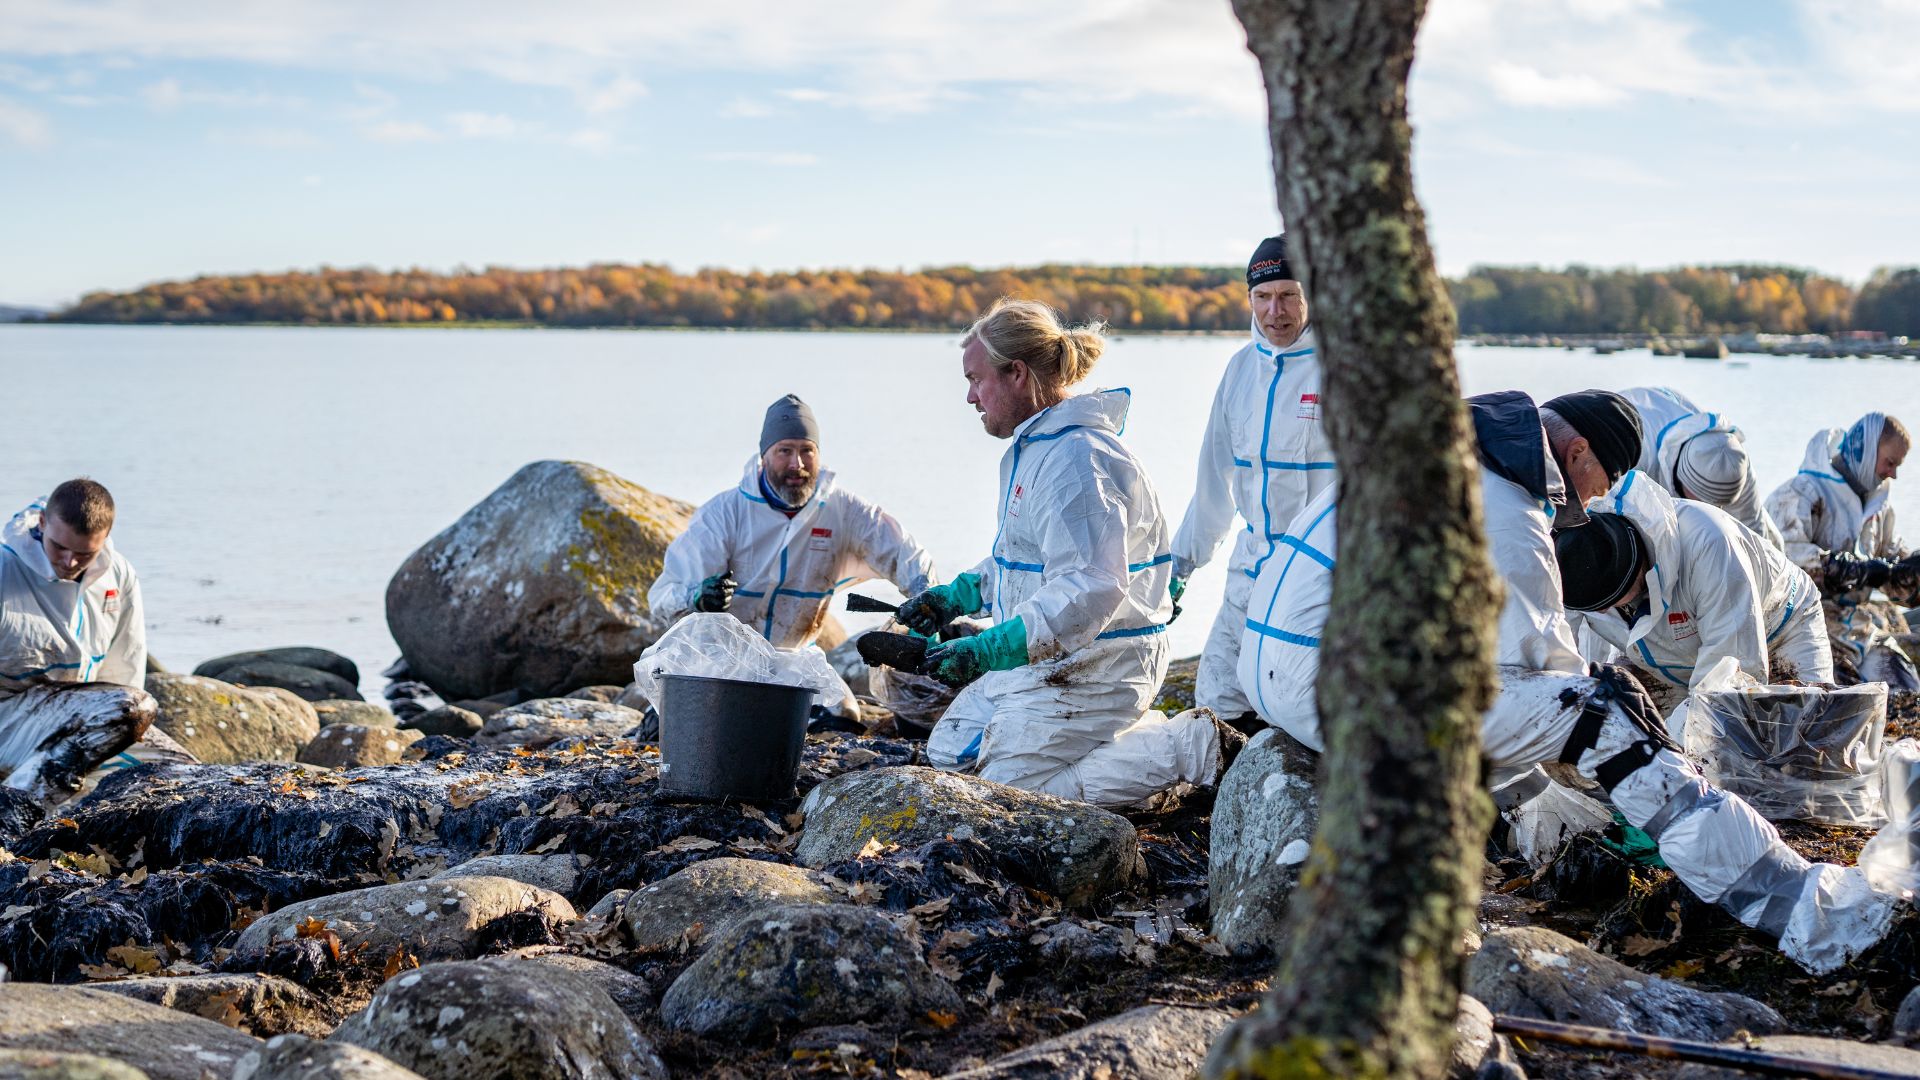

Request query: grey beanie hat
[
  {"left": 1673, "top": 431, "right": 1749, "bottom": 505},
  {"left": 760, "top": 393, "right": 820, "bottom": 455}
]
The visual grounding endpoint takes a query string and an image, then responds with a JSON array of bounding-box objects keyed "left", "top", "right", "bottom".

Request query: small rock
[
  {"left": 1208, "top": 727, "right": 1320, "bottom": 953},
  {"left": 493, "top": 947, "right": 652, "bottom": 1021},
  {"left": 312, "top": 701, "right": 397, "bottom": 729},
  {"left": 1675, "top": 1035, "right": 1920, "bottom": 1079},
  {"left": 197, "top": 648, "right": 360, "bottom": 687},
  {"left": 1896, "top": 983, "right": 1920, "bottom": 1038},
  {"left": 622, "top": 857, "right": 839, "bottom": 950},
  {"left": 660, "top": 902, "right": 961, "bottom": 1038},
  {"left": 234, "top": 877, "right": 576, "bottom": 965},
  {"left": 0, "top": 1049, "right": 149, "bottom": 1080},
  {"left": 90, "top": 973, "right": 335, "bottom": 1038},
  {"left": 474, "top": 698, "right": 645, "bottom": 749},
  {"left": 328, "top": 958, "right": 665, "bottom": 1080},
  {"left": 564, "top": 686, "right": 625, "bottom": 703},
  {"left": 1037, "top": 920, "right": 1136, "bottom": 966},
  {"left": 942, "top": 1005, "right": 1234, "bottom": 1079},
  {"left": 1467, "top": 926, "right": 1783, "bottom": 1041},
  {"left": 796, "top": 766, "right": 1141, "bottom": 906},
  {"left": 234, "top": 1035, "right": 427, "bottom": 1080},
  {"left": 211, "top": 661, "right": 363, "bottom": 703},
  {"left": 298, "top": 725, "right": 423, "bottom": 769},
  {"left": 613, "top": 683, "right": 648, "bottom": 713},
  {"left": 585, "top": 889, "right": 630, "bottom": 923},
  {"left": 1452, "top": 995, "right": 1496, "bottom": 1079},
  {"left": 436, "top": 854, "right": 585, "bottom": 898},
  {"left": 399, "top": 705, "right": 483, "bottom": 738},
  {"left": 148, "top": 673, "right": 320, "bottom": 764},
  {"left": 0, "top": 983, "right": 260, "bottom": 1080}
]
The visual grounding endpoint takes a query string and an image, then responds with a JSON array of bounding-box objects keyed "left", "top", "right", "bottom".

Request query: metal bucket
[{"left": 656, "top": 673, "right": 812, "bottom": 803}]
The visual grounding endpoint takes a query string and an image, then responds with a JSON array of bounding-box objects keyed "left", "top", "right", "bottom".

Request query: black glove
[
  {"left": 1821, "top": 551, "right": 1895, "bottom": 595},
  {"left": 1589, "top": 662, "right": 1671, "bottom": 748},
  {"left": 1890, "top": 554, "right": 1920, "bottom": 605},
  {"left": 695, "top": 571, "right": 736, "bottom": 613}
]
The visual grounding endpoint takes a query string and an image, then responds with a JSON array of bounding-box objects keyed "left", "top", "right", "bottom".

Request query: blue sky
[{"left": 1, "top": 0, "right": 1916, "bottom": 308}]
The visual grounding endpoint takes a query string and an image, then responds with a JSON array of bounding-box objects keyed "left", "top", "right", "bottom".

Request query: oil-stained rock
[
  {"left": 436, "top": 854, "right": 585, "bottom": 899},
  {"left": 397, "top": 706, "right": 482, "bottom": 738},
  {"left": 473, "top": 698, "right": 644, "bottom": 749},
  {"left": 660, "top": 902, "right": 961, "bottom": 1039},
  {"left": 796, "top": 766, "right": 1141, "bottom": 905},
  {"left": 941, "top": 1004, "right": 1234, "bottom": 1079},
  {"left": 90, "top": 973, "right": 336, "bottom": 1038},
  {"left": 0, "top": 983, "right": 260, "bottom": 1080},
  {"left": 328, "top": 958, "right": 665, "bottom": 1080},
  {"left": 298, "top": 725, "right": 422, "bottom": 769},
  {"left": 197, "top": 649, "right": 361, "bottom": 689},
  {"left": 147, "top": 673, "right": 319, "bottom": 764},
  {"left": 621, "top": 857, "right": 839, "bottom": 950},
  {"left": 234, "top": 877, "right": 575, "bottom": 965},
  {"left": 210, "top": 662, "right": 362, "bottom": 704},
  {"left": 1207, "top": 726, "right": 1320, "bottom": 953},
  {"left": 311, "top": 702, "right": 397, "bottom": 729}
]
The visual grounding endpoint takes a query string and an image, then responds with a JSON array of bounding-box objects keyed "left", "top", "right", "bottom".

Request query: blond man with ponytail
[{"left": 896, "top": 299, "right": 1235, "bottom": 808}]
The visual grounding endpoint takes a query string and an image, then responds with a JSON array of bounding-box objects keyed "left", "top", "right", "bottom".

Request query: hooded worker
[
  {"left": 1556, "top": 473, "right": 1832, "bottom": 697},
  {"left": 902, "top": 299, "right": 1229, "bottom": 808},
  {"left": 1236, "top": 393, "right": 1894, "bottom": 975},
  {"left": 1620, "top": 386, "right": 1783, "bottom": 549},
  {"left": 649, "top": 394, "right": 938, "bottom": 671},
  {"left": 1169, "top": 236, "right": 1335, "bottom": 729},
  {"left": 1764, "top": 412, "right": 1919, "bottom": 683},
  {"left": 0, "top": 479, "right": 157, "bottom": 805}
]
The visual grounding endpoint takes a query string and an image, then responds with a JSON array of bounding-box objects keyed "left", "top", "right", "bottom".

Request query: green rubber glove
[
  {"left": 922, "top": 616, "right": 1028, "bottom": 688},
  {"left": 1167, "top": 575, "right": 1188, "bottom": 624},
  {"left": 898, "top": 572, "right": 984, "bottom": 636},
  {"left": 695, "top": 571, "right": 736, "bottom": 613}
]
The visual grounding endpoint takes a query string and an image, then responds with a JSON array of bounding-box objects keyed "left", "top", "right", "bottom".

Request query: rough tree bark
[{"left": 1204, "top": 1, "right": 1501, "bottom": 1078}]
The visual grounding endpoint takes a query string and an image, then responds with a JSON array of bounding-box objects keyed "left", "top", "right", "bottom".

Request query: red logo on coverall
[
  {"left": 808, "top": 527, "right": 833, "bottom": 551},
  {"left": 1297, "top": 393, "right": 1320, "bottom": 420},
  {"left": 1667, "top": 611, "right": 1697, "bottom": 641},
  {"left": 103, "top": 589, "right": 120, "bottom": 614},
  {"left": 1008, "top": 484, "right": 1025, "bottom": 517}
]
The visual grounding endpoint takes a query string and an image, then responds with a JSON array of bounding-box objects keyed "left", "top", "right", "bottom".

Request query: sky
[{"left": 1, "top": 0, "right": 1916, "bottom": 308}]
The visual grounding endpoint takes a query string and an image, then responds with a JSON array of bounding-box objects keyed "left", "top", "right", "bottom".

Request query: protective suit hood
[
  {"left": 737, "top": 454, "right": 837, "bottom": 509},
  {"left": 1015, "top": 386, "right": 1131, "bottom": 443},
  {"left": 1, "top": 504, "right": 117, "bottom": 588},
  {"left": 1252, "top": 317, "right": 1312, "bottom": 356},
  {"left": 1593, "top": 471, "right": 1682, "bottom": 646},
  {"left": 1469, "top": 390, "right": 1564, "bottom": 508},
  {"left": 1838, "top": 413, "right": 1891, "bottom": 499}
]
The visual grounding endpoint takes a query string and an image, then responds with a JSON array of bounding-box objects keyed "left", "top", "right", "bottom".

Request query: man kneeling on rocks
[
  {"left": 0, "top": 479, "right": 157, "bottom": 805},
  {"left": 900, "top": 299, "right": 1233, "bottom": 808},
  {"left": 1235, "top": 391, "right": 1895, "bottom": 974}
]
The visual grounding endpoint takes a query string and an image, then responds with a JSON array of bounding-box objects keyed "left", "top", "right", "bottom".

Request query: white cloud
[
  {"left": 1486, "top": 62, "right": 1626, "bottom": 107},
  {"left": 720, "top": 96, "right": 771, "bottom": 118},
  {"left": 140, "top": 76, "right": 182, "bottom": 110},
  {"left": 365, "top": 119, "right": 438, "bottom": 143},
  {"left": 140, "top": 75, "right": 304, "bottom": 111},
  {"left": 703, "top": 150, "right": 818, "bottom": 166},
  {"left": 560, "top": 128, "right": 612, "bottom": 152},
  {"left": 579, "top": 72, "right": 645, "bottom": 113},
  {"left": 0, "top": 95, "right": 50, "bottom": 145},
  {"left": 448, "top": 111, "right": 515, "bottom": 137}
]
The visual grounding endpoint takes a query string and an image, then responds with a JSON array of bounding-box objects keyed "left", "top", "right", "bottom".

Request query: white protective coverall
[
  {"left": 1576, "top": 472, "right": 1833, "bottom": 691},
  {"left": 1236, "top": 392, "right": 1890, "bottom": 974},
  {"left": 649, "top": 458, "right": 937, "bottom": 649},
  {"left": 1767, "top": 424, "right": 1905, "bottom": 572},
  {"left": 1173, "top": 324, "right": 1334, "bottom": 719},
  {"left": 1622, "top": 386, "right": 1783, "bottom": 549},
  {"left": 926, "top": 390, "right": 1220, "bottom": 808}
]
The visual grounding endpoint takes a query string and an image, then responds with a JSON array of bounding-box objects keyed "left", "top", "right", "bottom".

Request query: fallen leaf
[
  {"left": 984, "top": 970, "right": 1004, "bottom": 1001},
  {"left": 77, "top": 963, "right": 123, "bottom": 981},
  {"left": 1619, "top": 934, "right": 1666, "bottom": 958},
  {"left": 229, "top": 776, "right": 253, "bottom": 786},
  {"left": 294, "top": 916, "right": 331, "bottom": 938},
  {"left": 845, "top": 881, "right": 885, "bottom": 905},
  {"left": 925, "top": 1009, "right": 960, "bottom": 1030},
  {"left": 1661, "top": 959, "right": 1705, "bottom": 980},
  {"left": 529, "top": 834, "right": 567, "bottom": 854},
  {"left": 106, "top": 944, "right": 162, "bottom": 974},
  {"left": 856, "top": 836, "right": 894, "bottom": 860},
  {"left": 1200, "top": 939, "right": 1229, "bottom": 957},
  {"left": 943, "top": 862, "right": 988, "bottom": 887},
  {"left": 653, "top": 835, "right": 720, "bottom": 854},
  {"left": 0, "top": 904, "right": 35, "bottom": 920},
  {"left": 909, "top": 896, "right": 953, "bottom": 919},
  {"left": 383, "top": 948, "right": 420, "bottom": 980}
]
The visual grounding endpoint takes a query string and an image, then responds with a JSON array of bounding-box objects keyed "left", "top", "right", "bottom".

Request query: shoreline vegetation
[{"left": 22, "top": 262, "right": 1920, "bottom": 339}]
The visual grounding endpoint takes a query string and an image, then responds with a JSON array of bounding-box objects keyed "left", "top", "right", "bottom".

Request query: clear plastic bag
[
  {"left": 632, "top": 613, "right": 851, "bottom": 707},
  {"left": 1684, "top": 663, "right": 1888, "bottom": 826},
  {"left": 1859, "top": 739, "right": 1920, "bottom": 895}
]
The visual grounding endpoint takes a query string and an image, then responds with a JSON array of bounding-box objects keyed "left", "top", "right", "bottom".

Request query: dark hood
[{"left": 1468, "top": 390, "right": 1564, "bottom": 508}]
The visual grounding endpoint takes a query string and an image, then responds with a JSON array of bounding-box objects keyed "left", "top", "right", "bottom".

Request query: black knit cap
[
  {"left": 1542, "top": 389, "right": 1643, "bottom": 482},
  {"left": 1554, "top": 513, "right": 1647, "bottom": 612},
  {"left": 1247, "top": 235, "right": 1295, "bottom": 288}
]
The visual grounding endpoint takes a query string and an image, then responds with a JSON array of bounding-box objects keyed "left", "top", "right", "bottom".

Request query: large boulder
[
  {"left": 89, "top": 973, "right": 335, "bottom": 1038},
  {"left": 436, "top": 854, "right": 586, "bottom": 898},
  {"left": 621, "top": 857, "right": 839, "bottom": 950},
  {"left": 234, "top": 877, "right": 576, "bottom": 965},
  {"left": 146, "top": 673, "right": 320, "bottom": 764},
  {"left": 298, "top": 725, "right": 422, "bottom": 769},
  {"left": 328, "top": 959, "right": 666, "bottom": 1080},
  {"left": 490, "top": 948, "right": 653, "bottom": 1022},
  {"left": 796, "top": 767, "right": 1141, "bottom": 906},
  {"left": 1208, "top": 727, "right": 1320, "bottom": 952},
  {"left": 0, "top": 983, "right": 261, "bottom": 1080},
  {"left": 203, "top": 661, "right": 362, "bottom": 704},
  {"left": 312, "top": 701, "right": 397, "bottom": 729},
  {"left": 385, "top": 461, "right": 694, "bottom": 701},
  {"left": 0, "top": 1050, "right": 148, "bottom": 1080},
  {"left": 234, "top": 1036, "right": 427, "bottom": 1080},
  {"left": 942, "top": 1005, "right": 1234, "bottom": 1079},
  {"left": 660, "top": 902, "right": 960, "bottom": 1039},
  {"left": 1467, "top": 926, "right": 1783, "bottom": 1041},
  {"left": 398, "top": 705, "right": 483, "bottom": 738},
  {"left": 473, "top": 698, "right": 644, "bottom": 749},
  {"left": 197, "top": 649, "right": 360, "bottom": 688}
]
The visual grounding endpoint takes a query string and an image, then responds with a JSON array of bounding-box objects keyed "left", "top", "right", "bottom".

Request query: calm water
[{"left": 3, "top": 324, "right": 1917, "bottom": 695}]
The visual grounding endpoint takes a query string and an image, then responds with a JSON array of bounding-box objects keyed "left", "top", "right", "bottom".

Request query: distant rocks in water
[
  {"left": 473, "top": 698, "right": 645, "bottom": 749},
  {"left": 297, "top": 724, "right": 422, "bottom": 769},
  {"left": 146, "top": 673, "right": 319, "bottom": 764},
  {"left": 198, "top": 648, "right": 360, "bottom": 687},
  {"left": 312, "top": 700, "right": 397, "bottom": 728},
  {"left": 196, "top": 648, "right": 362, "bottom": 702},
  {"left": 398, "top": 704, "right": 483, "bottom": 738},
  {"left": 384, "top": 460, "right": 694, "bottom": 701}
]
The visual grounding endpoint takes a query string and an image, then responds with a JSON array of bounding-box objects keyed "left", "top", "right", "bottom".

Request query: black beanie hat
[
  {"left": 1542, "top": 389, "right": 1643, "bottom": 482},
  {"left": 760, "top": 393, "right": 820, "bottom": 455},
  {"left": 1247, "top": 236, "right": 1295, "bottom": 288},
  {"left": 1554, "top": 513, "right": 1647, "bottom": 612}
]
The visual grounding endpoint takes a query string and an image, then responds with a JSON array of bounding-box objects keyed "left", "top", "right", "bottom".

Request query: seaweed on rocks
[{"left": 0, "top": 788, "right": 43, "bottom": 848}]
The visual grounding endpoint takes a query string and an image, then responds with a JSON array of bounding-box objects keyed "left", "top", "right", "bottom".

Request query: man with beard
[{"left": 649, "top": 394, "right": 938, "bottom": 666}]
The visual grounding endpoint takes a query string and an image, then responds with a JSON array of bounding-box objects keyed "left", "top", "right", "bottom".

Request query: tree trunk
[{"left": 1205, "top": 1, "right": 1501, "bottom": 1078}]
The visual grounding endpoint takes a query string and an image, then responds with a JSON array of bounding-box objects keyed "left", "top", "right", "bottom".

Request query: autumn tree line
[{"left": 43, "top": 262, "right": 1920, "bottom": 337}]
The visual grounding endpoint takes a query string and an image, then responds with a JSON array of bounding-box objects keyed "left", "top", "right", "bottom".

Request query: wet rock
[
  {"left": 384, "top": 460, "right": 694, "bottom": 701},
  {"left": 297, "top": 725, "right": 423, "bottom": 769},
  {"left": 1467, "top": 926, "right": 1783, "bottom": 1040},
  {"left": 233, "top": 1035, "right": 427, "bottom": 1080},
  {"left": 1675, "top": 1035, "right": 1920, "bottom": 1079},
  {"left": 398, "top": 705, "right": 482, "bottom": 738},
  {"left": 328, "top": 957, "right": 666, "bottom": 1080},
  {"left": 564, "top": 686, "right": 624, "bottom": 703},
  {"left": 436, "top": 854, "right": 585, "bottom": 898},
  {"left": 492, "top": 947, "right": 652, "bottom": 1021},
  {"left": 1452, "top": 994, "right": 1497, "bottom": 1079},
  {"left": 621, "top": 857, "right": 838, "bottom": 950},
  {"left": 148, "top": 673, "right": 319, "bottom": 763},
  {"left": 312, "top": 702, "right": 397, "bottom": 729},
  {"left": 661, "top": 902, "right": 961, "bottom": 1039},
  {"left": 1208, "top": 726, "right": 1319, "bottom": 953},
  {"left": 198, "top": 649, "right": 360, "bottom": 688},
  {"left": 211, "top": 661, "right": 363, "bottom": 704},
  {"left": 0, "top": 983, "right": 260, "bottom": 1080},
  {"left": 0, "top": 1049, "right": 149, "bottom": 1080},
  {"left": 796, "top": 766, "right": 1140, "bottom": 906},
  {"left": 585, "top": 889, "right": 629, "bottom": 923},
  {"left": 942, "top": 1004, "right": 1234, "bottom": 1079},
  {"left": 234, "top": 877, "right": 576, "bottom": 965},
  {"left": 90, "top": 973, "right": 335, "bottom": 1038},
  {"left": 473, "top": 698, "right": 645, "bottom": 749},
  {"left": 1036, "top": 920, "right": 1137, "bottom": 966},
  {"left": 0, "top": 789, "right": 44, "bottom": 847},
  {"left": 0, "top": 683, "right": 156, "bottom": 806},
  {"left": 1897, "top": 983, "right": 1920, "bottom": 1037}
]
